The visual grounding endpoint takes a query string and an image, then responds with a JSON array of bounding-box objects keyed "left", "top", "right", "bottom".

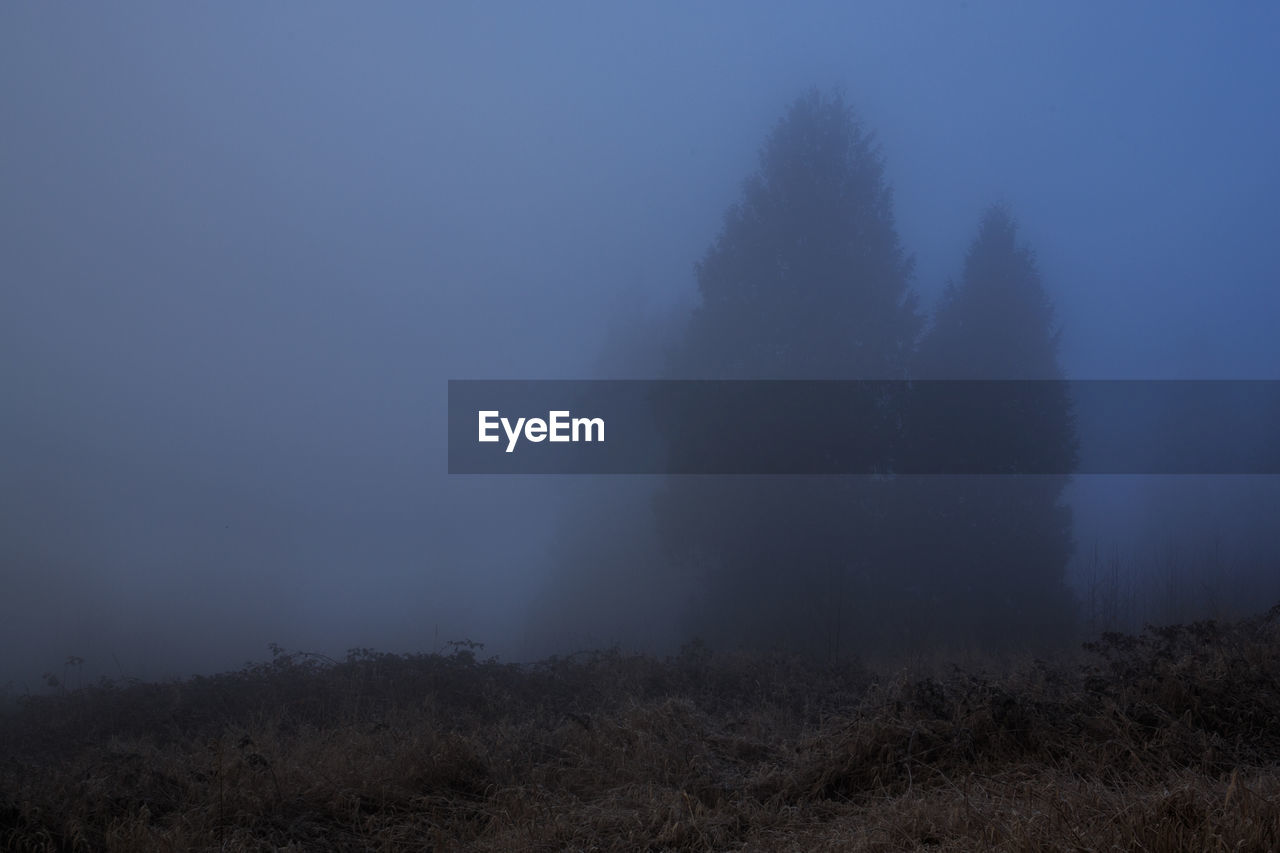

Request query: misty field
[{"left": 3, "top": 610, "right": 1279, "bottom": 852}]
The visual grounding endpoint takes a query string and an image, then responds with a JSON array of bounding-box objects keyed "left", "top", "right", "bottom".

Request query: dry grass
[{"left": 2, "top": 608, "right": 1279, "bottom": 851}]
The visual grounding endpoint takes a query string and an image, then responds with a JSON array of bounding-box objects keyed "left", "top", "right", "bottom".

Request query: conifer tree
[
  {"left": 907, "top": 205, "right": 1079, "bottom": 649},
  {"left": 657, "top": 89, "right": 920, "bottom": 654}
]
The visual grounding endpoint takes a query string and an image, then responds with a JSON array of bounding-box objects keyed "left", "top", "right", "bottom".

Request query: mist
[{"left": 4, "top": 4, "right": 1279, "bottom": 687}]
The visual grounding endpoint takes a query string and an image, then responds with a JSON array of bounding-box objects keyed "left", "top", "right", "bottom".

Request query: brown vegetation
[{"left": 3, "top": 609, "right": 1279, "bottom": 851}]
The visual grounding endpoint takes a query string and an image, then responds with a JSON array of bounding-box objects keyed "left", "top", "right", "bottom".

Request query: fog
[{"left": 3, "top": 4, "right": 1278, "bottom": 686}]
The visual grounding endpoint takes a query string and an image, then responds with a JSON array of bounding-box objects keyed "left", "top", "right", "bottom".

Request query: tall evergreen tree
[
  {"left": 670, "top": 89, "right": 919, "bottom": 380},
  {"left": 906, "top": 205, "right": 1079, "bottom": 649},
  {"left": 657, "top": 89, "right": 921, "bottom": 655}
]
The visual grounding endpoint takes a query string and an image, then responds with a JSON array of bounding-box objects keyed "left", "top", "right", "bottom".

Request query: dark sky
[{"left": 3, "top": 3, "right": 1278, "bottom": 684}]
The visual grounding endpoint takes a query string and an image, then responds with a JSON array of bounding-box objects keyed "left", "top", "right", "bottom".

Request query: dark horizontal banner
[{"left": 447, "top": 380, "right": 1280, "bottom": 475}]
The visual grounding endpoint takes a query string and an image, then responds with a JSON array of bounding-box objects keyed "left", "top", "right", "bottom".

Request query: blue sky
[{"left": 3, "top": 3, "right": 1278, "bottom": 679}]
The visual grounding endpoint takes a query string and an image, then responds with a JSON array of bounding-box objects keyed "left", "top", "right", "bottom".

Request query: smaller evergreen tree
[
  {"left": 905, "top": 205, "right": 1079, "bottom": 649},
  {"left": 917, "top": 205, "right": 1065, "bottom": 381}
]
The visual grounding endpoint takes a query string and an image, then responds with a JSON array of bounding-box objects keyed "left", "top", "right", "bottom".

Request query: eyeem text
[{"left": 478, "top": 410, "right": 605, "bottom": 453}]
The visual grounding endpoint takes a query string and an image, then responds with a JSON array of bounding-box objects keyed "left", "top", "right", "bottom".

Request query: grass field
[{"left": 3, "top": 608, "right": 1278, "bottom": 851}]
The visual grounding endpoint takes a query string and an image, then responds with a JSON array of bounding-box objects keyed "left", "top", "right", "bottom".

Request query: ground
[{"left": 2, "top": 610, "right": 1278, "bottom": 851}]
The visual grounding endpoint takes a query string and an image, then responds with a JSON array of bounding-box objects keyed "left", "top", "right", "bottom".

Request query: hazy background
[{"left": 3, "top": 3, "right": 1278, "bottom": 686}]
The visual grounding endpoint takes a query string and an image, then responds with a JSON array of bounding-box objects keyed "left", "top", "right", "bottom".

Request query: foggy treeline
[
  {"left": 5, "top": 5, "right": 1280, "bottom": 689},
  {"left": 527, "top": 90, "right": 1279, "bottom": 659}
]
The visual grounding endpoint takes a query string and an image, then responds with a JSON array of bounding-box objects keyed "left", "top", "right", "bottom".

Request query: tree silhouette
[
  {"left": 656, "top": 89, "right": 920, "bottom": 655},
  {"left": 669, "top": 89, "right": 919, "bottom": 380},
  {"left": 903, "top": 205, "right": 1079, "bottom": 649}
]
